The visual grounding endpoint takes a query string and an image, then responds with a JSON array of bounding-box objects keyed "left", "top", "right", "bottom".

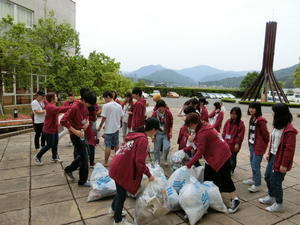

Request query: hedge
[
  {"left": 239, "top": 101, "right": 300, "bottom": 108},
  {"left": 221, "top": 98, "right": 236, "bottom": 103},
  {"left": 142, "top": 87, "right": 244, "bottom": 98}
]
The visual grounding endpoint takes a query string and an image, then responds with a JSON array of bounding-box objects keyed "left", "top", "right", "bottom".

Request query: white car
[
  {"left": 142, "top": 92, "right": 149, "bottom": 98},
  {"left": 150, "top": 90, "right": 160, "bottom": 97},
  {"left": 227, "top": 94, "right": 236, "bottom": 99},
  {"left": 287, "top": 93, "right": 300, "bottom": 102}
]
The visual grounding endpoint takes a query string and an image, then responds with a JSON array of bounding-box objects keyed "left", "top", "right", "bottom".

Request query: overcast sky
[{"left": 75, "top": 0, "right": 300, "bottom": 72}]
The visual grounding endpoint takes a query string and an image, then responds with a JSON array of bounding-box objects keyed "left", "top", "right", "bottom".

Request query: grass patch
[{"left": 221, "top": 98, "right": 236, "bottom": 103}]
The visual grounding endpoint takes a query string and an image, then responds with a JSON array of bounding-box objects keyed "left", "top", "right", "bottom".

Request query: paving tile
[
  {"left": 283, "top": 175, "right": 300, "bottom": 188},
  {"left": 148, "top": 213, "right": 184, "bottom": 225},
  {"left": 31, "top": 185, "right": 73, "bottom": 207},
  {"left": 227, "top": 202, "right": 282, "bottom": 225},
  {"left": 70, "top": 183, "right": 90, "bottom": 199},
  {"left": 31, "top": 163, "right": 62, "bottom": 176},
  {"left": 276, "top": 220, "right": 298, "bottom": 225},
  {"left": 0, "top": 158, "right": 29, "bottom": 169},
  {"left": 31, "top": 172, "right": 67, "bottom": 189},
  {"left": 63, "top": 221, "right": 84, "bottom": 225},
  {"left": 85, "top": 214, "right": 134, "bottom": 225},
  {"left": 31, "top": 200, "right": 81, "bottom": 225},
  {"left": 77, "top": 197, "right": 114, "bottom": 219},
  {"left": 292, "top": 184, "right": 300, "bottom": 192},
  {"left": 288, "top": 214, "right": 300, "bottom": 224},
  {"left": 0, "top": 167, "right": 29, "bottom": 180},
  {"left": 0, "top": 177, "right": 29, "bottom": 194},
  {"left": 283, "top": 188, "right": 300, "bottom": 206},
  {"left": 199, "top": 212, "right": 242, "bottom": 225},
  {"left": 0, "top": 208, "right": 29, "bottom": 225},
  {"left": 0, "top": 191, "right": 29, "bottom": 213},
  {"left": 234, "top": 181, "right": 268, "bottom": 202}
]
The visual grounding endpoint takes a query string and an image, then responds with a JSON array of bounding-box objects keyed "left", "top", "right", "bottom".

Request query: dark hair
[
  {"left": 132, "top": 87, "right": 142, "bottom": 96},
  {"left": 80, "top": 88, "right": 90, "bottom": 99},
  {"left": 68, "top": 92, "right": 74, "bottom": 97},
  {"left": 82, "top": 91, "right": 97, "bottom": 105},
  {"left": 112, "top": 91, "right": 117, "bottom": 100},
  {"left": 183, "top": 99, "right": 192, "bottom": 106},
  {"left": 156, "top": 100, "right": 166, "bottom": 108},
  {"left": 190, "top": 98, "right": 199, "bottom": 106},
  {"left": 198, "top": 97, "right": 208, "bottom": 105},
  {"left": 185, "top": 112, "right": 201, "bottom": 126},
  {"left": 183, "top": 105, "right": 196, "bottom": 115},
  {"left": 136, "top": 117, "right": 160, "bottom": 132},
  {"left": 46, "top": 92, "right": 56, "bottom": 102},
  {"left": 124, "top": 92, "right": 133, "bottom": 103},
  {"left": 102, "top": 91, "right": 113, "bottom": 98},
  {"left": 272, "top": 103, "right": 293, "bottom": 129},
  {"left": 248, "top": 102, "right": 262, "bottom": 118},
  {"left": 214, "top": 102, "right": 222, "bottom": 110},
  {"left": 230, "top": 107, "right": 242, "bottom": 125}
]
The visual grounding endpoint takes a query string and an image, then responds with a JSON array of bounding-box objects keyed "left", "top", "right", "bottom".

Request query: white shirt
[
  {"left": 31, "top": 100, "right": 45, "bottom": 124},
  {"left": 101, "top": 101, "right": 124, "bottom": 134},
  {"left": 270, "top": 128, "right": 284, "bottom": 155},
  {"left": 122, "top": 103, "right": 130, "bottom": 123}
]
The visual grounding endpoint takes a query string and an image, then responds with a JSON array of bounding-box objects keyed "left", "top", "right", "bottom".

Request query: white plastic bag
[
  {"left": 179, "top": 177, "right": 209, "bottom": 225},
  {"left": 169, "top": 150, "right": 188, "bottom": 171},
  {"left": 135, "top": 177, "right": 169, "bottom": 225},
  {"left": 165, "top": 184, "right": 180, "bottom": 211},
  {"left": 203, "top": 181, "right": 228, "bottom": 213},
  {"left": 167, "top": 166, "right": 191, "bottom": 193},
  {"left": 87, "top": 163, "right": 116, "bottom": 202},
  {"left": 190, "top": 165, "right": 205, "bottom": 183}
]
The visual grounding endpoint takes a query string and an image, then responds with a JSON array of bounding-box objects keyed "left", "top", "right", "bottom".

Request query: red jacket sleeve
[
  {"left": 222, "top": 120, "right": 228, "bottom": 139},
  {"left": 208, "top": 111, "right": 215, "bottom": 119},
  {"left": 201, "top": 107, "right": 209, "bottom": 122},
  {"left": 235, "top": 122, "right": 245, "bottom": 145},
  {"left": 135, "top": 137, "right": 152, "bottom": 178},
  {"left": 213, "top": 111, "right": 224, "bottom": 130},
  {"left": 281, "top": 132, "right": 296, "bottom": 168},
  {"left": 60, "top": 107, "right": 74, "bottom": 129},
  {"left": 258, "top": 120, "right": 270, "bottom": 145},
  {"left": 186, "top": 135, "right": 206, "bottom": 168},
  {"left": 132, "top": 103, "right": 145, "bottom": 130},
  {"left": 53, "top": 105, "right": 71, "bottom": 114},
  {"left": 168, "top": 110, "right": 173, "bottom": 129},
  {"left": 178, "top": 127, "right": 184, "bottom": 145}
]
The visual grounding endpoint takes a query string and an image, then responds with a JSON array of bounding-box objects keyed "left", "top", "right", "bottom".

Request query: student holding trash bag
[
  {"left": 259, "top": 103, "right": 297, "bottom": 212},
  {"left": 109, "top": 117, "right": 160, "bottom": 225},
  {"left": 208, "top": 101, "right": 224, "bottom": 133},
  {"left": 182, "top": 113, "right": 240, "bottom": 213}
]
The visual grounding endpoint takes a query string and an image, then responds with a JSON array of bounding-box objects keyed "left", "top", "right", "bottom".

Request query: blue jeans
[
  {"left": 264, "top": 154, "right": 286, "bottom": 203},
  {"left": 104, "top": 131, "right": 119, "bottom": 148},
  {"left": 249, "top": 144, "right": 263, "bottom": 186},
  {"left": 154, "top": 132, "right": 170, "bottom": 163},
  {"left": 36, "top": 133, "right": 59, "bottom": 159}
]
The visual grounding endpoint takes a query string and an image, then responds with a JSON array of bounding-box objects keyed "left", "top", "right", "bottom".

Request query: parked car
[
  {"left": 287, "top": 93, "right": 300, "bottom": 102},
  {"left": 208, "top": 93, "right": 217, "bottom": 99},
  {"left": 195, "top": 92, "right": 209, "bottom": 98},
  {"left": 167, "top": 92, "right": 180, "bottom": 98},
  {"left": 149, "top": 90, "right": 160, "bottom": 97},
  {"left": 227, "top": 94, "right": 236, "bottom": 99},
  {"left": 220, "top": 94, "right": 228, "bottom": 98},
  {"left": 142, "top": 92, "right": 149, "bottom": 98},
  {"left": 215, "top": 93, "right": 223, "bottom": 99}
]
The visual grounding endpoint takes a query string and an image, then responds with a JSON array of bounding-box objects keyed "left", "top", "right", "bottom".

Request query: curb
[{"left": 0, "top": 128, "right": 33, "bottom": 139}]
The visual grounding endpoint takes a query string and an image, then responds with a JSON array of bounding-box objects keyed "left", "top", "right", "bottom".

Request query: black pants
[
  {"left": 36, "top": 133, "right": 59, "bottom": 160},
  {"left": 187, "top": 150, "right": 201, "bottom": 167},
  {"left": 230, "top": 152, "right": 238, "bottom": 173},
  {"left": 65, "top": 134, "right": 89, "bottom": 185},
  {"left": 204, "top": 159, "right": 236, "bottom": 193},
  {"left": 88, "top": 145, "right": 95, "bottom": 165},
  {"left": 112, "top": 183, "right": 127, "bottom": 223},
  {"left": 34, "top": 123, "right": 45, "bottom": 149}
]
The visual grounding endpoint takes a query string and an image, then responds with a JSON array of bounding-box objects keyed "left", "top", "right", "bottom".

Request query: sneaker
[
  {"left": 243, "top": 179, "right": 254, "bottom": 185},
  {"left": 248, "top": 184, "right": 261, "bottom": 193},
  {"left": 113, "top": 219, "right": 133, "bottom": 225},
  {"left": 51, "top": 158, "right": 63, "bottom": 163},
  {"left": 79, "top": 181, "right": 91, "bottom": 187},
  {"left": 108, "top": 208, "right": 127, "bottom": 217},
  {"left": 33, "top": 155, "right": 43, "bottom": 166},
  {"left": 266, "top": 202, "right": 284, "bottom": 212},
  {"left": 228, "top": 198, "right": 240, "bottom": 213},
  {"left": 65, "top": 171, "right": 76, "bottom": 181},
  {"left": 259, "top": 195, "right": 275, "bottom": 205}
]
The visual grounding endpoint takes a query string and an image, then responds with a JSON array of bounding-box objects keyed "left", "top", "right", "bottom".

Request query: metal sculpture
[{"left": 242, "top": 22, "right": 288, "bottom": 103}]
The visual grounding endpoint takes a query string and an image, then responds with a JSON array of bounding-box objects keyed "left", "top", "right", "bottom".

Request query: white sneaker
[
  {"left": 243, "top": 179, "right": 254, "bottom": 185},
  {"left": 248, "top": 184, "right": 261, "bottom": 193},
  {"left": 33, "top": 155, "right": 43, "bottom": 166},
  {"left": 108, "top": 208, "right": 127, "bottom": 217},
  {"left": 266, "top": 202, "right": 284, "bottom": 212},
  {"left": 113, "top": 219, "right": 133, "bottom": 225},
  {"left": 259, "top": 195, "right": 275, "bottom": 205},
  {"left": 51, "top": 158, "right": 63, "bottom": 163}
]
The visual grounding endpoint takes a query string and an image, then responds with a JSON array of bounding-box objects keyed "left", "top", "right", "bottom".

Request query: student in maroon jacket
[
  {"left": 198, "top": 97, "right": 209, "bottom": 122},
  {"left": 183, "top": 113, "right": 240, "bottom": 213},
  {"left": 131, "top": 87, "right": 146, "bottom": 131},
  {"left": 243, "top": 102, "right": 270, "bottom": 193},
  {"left": 121, "top": 92, "right": 134, "bottom": 140},
  {"left": 109, "top": 118, "right": 159, "bottom": 225},
  {"left": 63, "top": 92, "right": 75, "bottom": 106},
  {"left": 33, "top": 92, "right": 70, "bottom": 165},
  {"left": 152, "top": 100, "right": 173, "bottom": 165},
  {"left": 208, "top": 101, "right": 224, "bottom": 132},
  {"left": 222, "top": 107, "right": 245, "bottom": 174},
  {"left": 259, "top": 103, "right": 297, "bottom": 212},
  {"left": 61, "top": 90, "right": 97, "bottom": 187}
]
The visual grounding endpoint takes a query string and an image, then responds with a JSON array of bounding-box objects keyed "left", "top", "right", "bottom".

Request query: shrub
[
  {"left": 221, "top": 98, "right": 236, "bottom": 103},
  {"left": 239, "top": 101, "right": 300, "bottom": 108}
]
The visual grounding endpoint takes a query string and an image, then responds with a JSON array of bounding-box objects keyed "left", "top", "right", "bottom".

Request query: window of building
[
  {"left": 16, "top": 4, "right": 33, "bottom": 27},
  {"left": 0, "top": 0, "right": 14, "bottom": 19}
]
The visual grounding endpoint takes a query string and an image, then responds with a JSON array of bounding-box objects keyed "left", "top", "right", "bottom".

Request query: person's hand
[
  {"left": 263, "top": 153, "right": 270, "bottom": 161},
  {"left": 75, "top": 130, "right": 84, "bottom": 138},
  {"left": 188, "top": 135, "right": 194, "bottom": 142},
  {"left": 279, "top": 166, "right": 287, "bottom": 173},
  {"left": 148, "top": 176, "right": 155, "bottom": 182},
  {"left": 234, "top": 144, "right": 239, "bottom": 152}
]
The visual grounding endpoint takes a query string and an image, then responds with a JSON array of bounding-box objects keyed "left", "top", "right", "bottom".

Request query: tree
[
  {"left": 240, "top": 71, "right": 259, "bottom": 90},
  {"left": 134, "top": 80, "right": 147, "bottom": 88},
  {"left": 294, "top": 66, "right": 300, "bottom": 87}
]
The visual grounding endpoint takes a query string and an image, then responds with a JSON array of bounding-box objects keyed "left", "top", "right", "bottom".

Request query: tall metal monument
[{"left": 242, "top": 22, "right": 288, "bottom": 103}]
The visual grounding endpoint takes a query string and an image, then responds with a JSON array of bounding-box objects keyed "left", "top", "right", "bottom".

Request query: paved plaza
[{"left": 0, "top": 102, "right": 300, "bottom": 225}]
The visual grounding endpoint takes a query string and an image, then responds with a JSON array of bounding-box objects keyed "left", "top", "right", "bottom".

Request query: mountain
[
  {"left": 274, "top": 64, "right": 299, "bottom": 79},
  {"left": 199, "top": 76, "right": 244, "bottom": 88},
  {"left": 177, "top": 65, "right": 223, "bottom": 81},
  {"left": 126, "top": 64, "right": 166, "bottom": 78},
  {"left": 143, "top": 69, "right": 195, "bottom": 86},
  {"left": 201, "top": 71, "right": 248, "bottom": 82}
]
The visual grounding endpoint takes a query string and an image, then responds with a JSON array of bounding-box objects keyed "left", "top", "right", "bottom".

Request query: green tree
[
  {"left": 294, "top": 66, "right": 300, "bottom": 87},
  {"left": 134, "top": 80, "right": 147, "bottom": 88},
  {"left": 240, "top": 71, "right": 259, "bottom": 90}
]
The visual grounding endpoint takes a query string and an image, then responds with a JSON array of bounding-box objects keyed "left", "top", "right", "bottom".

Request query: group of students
[{"left": 31, "top": 89, "right": 297, "bottom": 225}]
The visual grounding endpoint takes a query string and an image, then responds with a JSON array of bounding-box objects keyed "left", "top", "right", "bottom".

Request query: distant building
[{"left": 0, "top": 0, "right": 76, "bottom": 106}]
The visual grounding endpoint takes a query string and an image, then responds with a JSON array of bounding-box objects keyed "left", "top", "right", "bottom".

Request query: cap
[
  {"left": 36, "top": 90, "right": 45, "bottom": 96},
  {"left": 145, "top": 117, "right": 163, "bottom": 132},
  {"left": 152, "top": 94, "right": 161, "bottom": 102}
]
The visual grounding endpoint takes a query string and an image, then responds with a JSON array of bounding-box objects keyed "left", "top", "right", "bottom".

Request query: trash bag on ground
[
  {"left": 190, "top": 165, "right": 205, "bottom": 183},
  {"left": 179, "top": 177, "right": 209, "bottom": 225},
  {"left": 168, "top": 150, "right": 189, "bottom": 171},
  {"left": 165, "top": 184, "right": 180, "bottom": 211},
  {"left": 135, "top": 177, "right": 169, "bottom": 225},
  {"left": 203, "top": 181, "right": 228, "bottom": 213},
  {"left": 87, "top": 163, "right": 116, "bottom": 202},
  {"left": 167, "top": 166, "right": 192, "bottom": 193}
]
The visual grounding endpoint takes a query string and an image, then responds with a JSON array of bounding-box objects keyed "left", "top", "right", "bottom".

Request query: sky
[{"left": 75, "top": 0, "right": 300, "bottom": 72}]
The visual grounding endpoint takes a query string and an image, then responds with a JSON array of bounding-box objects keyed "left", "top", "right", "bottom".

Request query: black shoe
[
  {"left": 228, "top": 199, "right": 240, "bottom": 213},
  {"left": 65, "top": 171, "right": 76, "bottom": 181}
]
